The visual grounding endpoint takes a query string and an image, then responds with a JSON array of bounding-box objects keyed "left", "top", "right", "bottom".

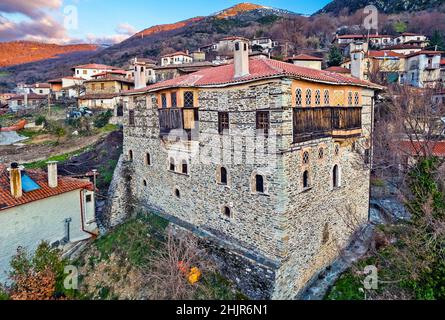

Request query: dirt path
[{"left": 0, "top": 132, "right": 110, "bottom": 164}]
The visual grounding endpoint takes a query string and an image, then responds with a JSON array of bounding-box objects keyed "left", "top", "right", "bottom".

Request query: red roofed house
[
  {"left": 48, "top": 76, "right": 85, "bottom": 100},
  {"left": 7, "top": 93, "right": 47, "bottom": 112},
  {"left": 72, "top": 64, "right": 120, "bottom": 80},
  {"left": 0, "top": 162, "right": 97, "bottom": 282},
  {"left": 440, "top": 58, "right": 445, "bottom": 83},
  {"left": 161, "top": 51, "right": 193, "bottom": 67},
  {"left": 120, "top": 38, "right": 382, "bottom": 299},
  {"left": 403, "top": 51, "right": 443, "bottom": 88},
  {"left": 395, "top": 33, "right": 429, "bottom": 48},
  {"left": 333, "top": 34, "right": 394, "bottom": 48},
  {"left": 285, "top": 54, "right": 323, "bottom": 70},
  {"left": 399, "top": 140, "right": 445, "bottom": 167}
]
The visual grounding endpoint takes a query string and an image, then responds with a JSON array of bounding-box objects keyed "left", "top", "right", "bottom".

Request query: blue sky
[{"left": 0, "top": 0, "right": 332, "bottom": 44}]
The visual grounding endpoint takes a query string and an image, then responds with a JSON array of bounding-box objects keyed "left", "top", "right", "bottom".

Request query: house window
[
  {"left": 354, "top": 92, "right": 360, "bottom": 106},
  {"left": 315, "top": 90, "right": 321, "bottom": 105},
  {"left": 305, "top": 89, "right": 312, "bottom": 106},
  {"left": 117, "top": 105, "right": 124, "bottom": 117},
  {"left": 303, "top": 170, "right": 310, "bottom": 189},
  {"left": 174, "top": 188, "right": 181, "bottom": 198},
  {"left": 171, "top": 92, "right": 177, "bottom": 108},
  {"left": 101, "top": 83, "right": 105, "bottom": 90},
  {"left": 161, "top": 93, "right": 167, "bottom": 108},
  {"left": 318, "top": 148, "right": 324, "bottom": 159},
  {"left": 129, "top": 110, "right": 135, "bottom": 126},
  {"left": 348, "top": 91, "right": 353, "bottom": 106},
  {"left": 324, "top": 90, "right": 330, "bottom": 105},
  {"left": 256, "top": 111, "right": 270, "bottom": 137},
  {"left": 184, "top": 91, "right": 194, "bottom": 108},
  {"left": 86, "top": 194, "right": 92, "bottom": 203},
  {"left": 218, "top": 112, "right": 229, "bottom": 134},
  {"left": 364, "top": 149, "right": 371, "bottom": 165},
  {"left": 128, "top": 150, "right": 133, "bottom": 162},
  {"left": 169, "top": 158, "right": 175, "bottom": 171},
  {"left": 92, "top": 84, "right": 96, "bottom": 91},
  {"left": 182, "top": 160, "right": 188, "bottom": 174},
  {"left": 145, "top": 153, "right": 151, "bottom": 166},
  {"left": 83, "top": 70, "right": 87, "bottom": 75},
  {"left": 222, "top": 206, "right": 232, "bottom": 218},
  {"left": 220, "top": 167, "right": 228, "bottom": 185},
  {"left": 335, "top": 144, "right": 340, "bottom": 156},
  {"left": 143, "top": 179, "right": 147, "bottom": 187},
  {"left": 333, "top": 165, "right": 340, "bottom": 188},
  {"left": 302, "top": 151, "right": 310, "bottom": 164},
  {"left": 296, "top": 88, "right": 302, "bottom": 106},
  {"left": 255, "top": 175, "right": 264, "bottom": 193}
]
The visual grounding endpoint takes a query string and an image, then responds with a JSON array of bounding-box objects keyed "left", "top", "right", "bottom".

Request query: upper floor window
[
  {"left": 182, "top": 160, "right": 188, "bottom": 175},
  {"left": 354, "top": 92, "right": 360, "bottom": 106},
  {"left": 256, "top": 111, "right": 270, "bottom": 137},
  {"left": 303, "top": 170, "right": 310, "bottom": 189},
  {"left": 222, "top": 206, "right": 232, "bottom": 218},
  {"left": 171, "top": 92, "right": 177, "bottom": 108},
  {"left": 255, "top": 175, "right": 265, "bottom": 193},
  {"left": 318, "top": 148, "right": 324, "bottom": 159},
  {"left": 348, "top": 91, "right": 353, "bottom": 106},
  {"left": 333, "top": 165, "right": 340, "bottom": 188},
  {"left": 161, "top": 93, "right": 167, "bottom": 108},
  {"left": 296, "top": 88, "right": 302, "bottom": 106},
  {"left": 302, "top": 151, "right": 310, "bottom": 164},
  {"left": 305, "top": 89, "right": 312, "bottom": 106},
  {"left": 169, "top": 158, "right": 175, "bottom": 171},
  {"left": 145, "top": 153, "right": 151, "bottom": 166},
  {"left": 128, "top": 150, "right": 133, "bottom": 162},
  {"left": 184, "top": 91, "right": 194, "bottom": 108},
  {"left": 324, "top": 90, "right": 330, "bottom": 105},
  {"left": 101, "top": 83, "right": 105, "bottom": 90},
  {"left": 315, "top": 90, "right": 321, "bottom": 106},
  {"left": 218, "top": 112, "right": 229, "bottom": 134},
  {"left": 220, "top": 167, "right": 228, "bottom": 185},
  {"left": 129, "top": 110, "right": 135, "bottom": 126}
]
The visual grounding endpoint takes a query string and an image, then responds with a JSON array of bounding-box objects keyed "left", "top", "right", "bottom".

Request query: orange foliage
[
  {"left": 216, "top": 3, "right": 265, "bottom": 19},
  {"left": 10, "top": 268, "right": 59, "bottom": 301},
  {"left": 136, "top": 17, "right": 204, "bottom": 37},
  {"left": 0, "top": 41, "right": 98, "bottom": 68}
]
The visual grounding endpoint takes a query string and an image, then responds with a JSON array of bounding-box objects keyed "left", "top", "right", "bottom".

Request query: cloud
[
  {"left": 0, "top": 0, "right": 62, "bottom": 19},
  {"left": 115, "top": 23, "right": 137, "bottom": 36}
]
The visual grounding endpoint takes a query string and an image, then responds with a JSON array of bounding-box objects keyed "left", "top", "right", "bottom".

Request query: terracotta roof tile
[
  {"left": 285, "top": 54, "right": 323, "bottom": 61},
  {"left": 368, "top": 50, "right": 404, "bottom": 58},
  {"left": 399, "top": 141, "right": 445, "bottom": 157},
  {"left": 72, "top": 64, "right": 119, "bottom": 70},
  {"left": 0, "top": 165, "right": 93, "bottom": 211},
  {"left": 126, "top": 57, "right": 382, "bottom": 94},
  {"left": 324, "top": 66, "right": 351, "bottom": 74}
]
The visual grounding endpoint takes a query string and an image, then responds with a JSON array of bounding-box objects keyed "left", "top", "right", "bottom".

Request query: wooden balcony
[
  {"left": 158, "top": 107, "right": 199, "bottom": 140},
  {"left": 293, "top": 107, "right": 362, "bottom": 143}
]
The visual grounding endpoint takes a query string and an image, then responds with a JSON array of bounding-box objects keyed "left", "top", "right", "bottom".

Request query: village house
[
  {"left": 395, "top": 32, "right": 429, "bottom": 48},
  {"left": 130, "top": 57, "right": 157, "bottom": 89},
  {"left": 154, "top": 61, "right": 218, "bottom": 83},
  {"left": 72, "top": 64, "right": 121, "bottom": 81},
  {"left": 119, "top": 38, "right": 381, "bottom": 299},
  {"left": 384, "top": 44, "right": 423, "bottom": 56},
  {"left": 440, "top": 58, "right": 445, "bottom": 83},
  {"left": 7, "top": 93, "right": 47, "bottom": 112},
  {"left": 48, "top": 76, "right": 85, "bottom": 100},
  {"left": 78, "top": 74, "right": 134, "bottom": 111},
  {"left": 402, "top": 50, "right": 443, "bottom": 88},
  {"left": 324, "top": 66, "right": 352, "bottom": 76},
  {"left": 16, "top": 83, "right": 51, "bottom": 96},
  {"left": 285, "top": 54, "right": 323, "bottom": 70},
  {"left": 161, "top": 52, "right": 193, "bottom": 67},
  {"left": 251, "top": 37, "right": 278, "bottom": 53},
  {"left": 0, "top": 162, "right": 97, "bottom": 283},
  {"left": 0, "top": 93, "right": 16, "bottom": 105},
  {"left": 333, "top": 34, "right": 394, "bottom": 48}
]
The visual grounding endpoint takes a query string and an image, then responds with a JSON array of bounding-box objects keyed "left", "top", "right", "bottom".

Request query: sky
[{"left": 0, "top": 0, "right": 332, "bottom": 45}]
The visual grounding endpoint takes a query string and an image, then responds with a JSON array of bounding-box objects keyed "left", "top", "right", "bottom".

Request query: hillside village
[{"left": 1, "top": 1, "right": 445, "bottom": 302}]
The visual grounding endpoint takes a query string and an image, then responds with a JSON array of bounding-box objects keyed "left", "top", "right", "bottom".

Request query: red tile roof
[
  {"left": 399, "top": 141, "right": 445, "bottom": 157},
  {"left": 368, "top": 50, "right": 404, "bottom": 58},
  {"left": 0, "top": 165, "right": 93, "bottom": 211},
  {"left": 324, "top": 66, "right": 351, "bottom": 74},
  {"left": 162, "top": 51, "right": 192, "bottom": 58},
  {"left": 401, "top": 32, "right": 423, "bottom": 36},
  {"left": 126, "top": 57, "right": 382, "bottom": 94},
  {"left": 72, "top": 64, "right": 119, "bottom": 70},
  {"left": 441, "top": 58, "right": 445, "bottom": 66},
  {"left": 285, "top": 54, "right": 323, "bottom": 61},
  {"left": 91, "top": 70, "right": 127, "bottom": 78},
  {"left": 405, "top": 50, "right": 444, "bottom": 58},
  {"left": 336, "top": 34, "right": 393, "bottom": 39},
  {"left": 8, "top": 93, "right": 47, "bottom": 100}
]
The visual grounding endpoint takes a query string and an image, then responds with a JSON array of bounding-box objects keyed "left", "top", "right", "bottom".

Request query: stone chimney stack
[
  {"left": 47, "top": 161, "right": 58, "bottom": 188},
  {"left": 134, "top": 58, "right": 147, "bottom": 90},
  {"left": 350, "top": 42, "right": 366, "bottom": 80},
  {"left": 234, "top": 38, "right": 250, "bottom": 78},
  {"left": 8, "top": 163, "right": 23, "bottom": 199}
]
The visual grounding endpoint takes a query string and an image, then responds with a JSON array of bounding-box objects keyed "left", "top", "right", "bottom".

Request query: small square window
[
  {"left": 218, "top": 112, "right": 229, "bottom": 134},
  {"left": 184, "top": 91, "right": 194, "bottom": 108},
  {"left": 86, "top": 195, "right": 92, "bottom": 203},
  {"left": 256, "top": 111, "right": 270, "bottom": 137},
  {"left": 129, "top": 110, "right": 135, "bottom": 126}
]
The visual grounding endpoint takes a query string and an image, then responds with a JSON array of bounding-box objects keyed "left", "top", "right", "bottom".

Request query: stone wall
[{"left": 121, "top": 78, "right": 375, "bottom": 299}]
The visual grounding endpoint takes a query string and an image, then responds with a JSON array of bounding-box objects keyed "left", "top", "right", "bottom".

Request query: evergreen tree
[
  {"left": 428, "top": 30, "right": 445, "bottom": 51},
  {"left": 327, "top": 46, "right": 343, "bottom": 67}
]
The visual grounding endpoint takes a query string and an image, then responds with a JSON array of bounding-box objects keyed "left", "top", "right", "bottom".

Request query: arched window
[
  {"left": 302, "top": 151, "right": 310, "bottom": 164},
  {"left": 295, "top": 88, "right": 302, "bottom": 106},
  {"left": 333, "top": 165, "right": 340, "bottom": 188},
  {"left": 182, "top": 160, "right": 188, "bottom": 174},
  {"left": 169, "top": 158, "right": 175, "bottom": 171},
  {"left": 145, "top": 153, "right": 151, "bottom": 166},
  {"left": 324, "top": 90, "right": 330, "bottom": 105},
  {"left": 174, "top": 188, "right": 180, "bottom": 198},
  {"left": 220, "top": 167, "right": 228, "bottom": 185},
  {"left": 318, "top": 148, "right": 324, "bottom": 160},
  {"left": 223, "top": 206, "right": 232, "bottom": 218},
  {"left": 255, "top": 175, "right": 264, "bottom": 193},
  {"left": 143, "top": 179, "right": 147, "bottom": 187},
  {"left": 303, "top": 170, "right": 310, "bottom": 189},
  {"left": 305, "top": 89, "right": 312, "bottom": 106},
  {"left": 128, "top": 150, "right": 133, "bottom": 162},
  {"left": 315, "top": 90, "right": 321, "bottom": 105}
]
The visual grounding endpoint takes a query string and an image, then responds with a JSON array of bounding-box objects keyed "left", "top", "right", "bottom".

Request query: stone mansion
[{"left": 119, "top": 38, "right": 381, "bottom": 299}]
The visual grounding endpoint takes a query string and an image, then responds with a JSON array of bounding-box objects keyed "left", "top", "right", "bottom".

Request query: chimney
[
  {"left": 234, "top": 38, "right": 250, "bottom": 78},
  {"left": 134, "top": 60, "right": 147, "bottom": 90},
  {"left": 8, "top": 163, "right": 23, "bottom": 199},
  {"left": 47, "top": 161, "right": 58, "bottom": 188},
  {"left": 350, "top": 43, "right": 366, "bottom": 80}
]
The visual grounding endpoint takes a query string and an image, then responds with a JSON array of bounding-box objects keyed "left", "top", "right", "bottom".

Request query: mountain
[
  {"left": 317, "top": 0, "right": 445, "bottom": 15},
  {"left": 0, "top": 41, "right": 98, "bottom": 68}
]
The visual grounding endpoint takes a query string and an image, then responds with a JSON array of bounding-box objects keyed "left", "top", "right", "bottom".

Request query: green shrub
[
  {"left": 94, "top": 111, "right": 113, "bottom": 129},
  {"left": 35, "top": 115, "right": 47, "bottom": 126}
]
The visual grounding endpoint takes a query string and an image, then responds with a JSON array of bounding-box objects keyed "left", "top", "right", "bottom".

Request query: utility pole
[{"left": 48, "top": 93, "right": 51, "bottom": 117}]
